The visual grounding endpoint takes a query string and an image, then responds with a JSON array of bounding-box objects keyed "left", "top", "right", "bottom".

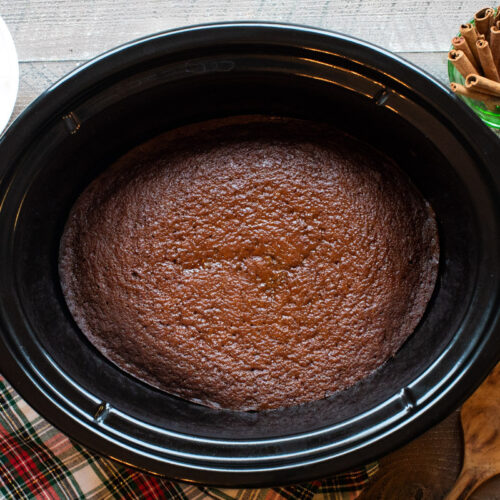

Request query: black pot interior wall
[{"left": 11, "top": 62, "right": 478, "bottom": 441}]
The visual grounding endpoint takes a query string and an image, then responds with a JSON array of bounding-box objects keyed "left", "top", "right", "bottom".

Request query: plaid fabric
[{"left": 0, "top": 375, "right": 378, "bottom": 500}]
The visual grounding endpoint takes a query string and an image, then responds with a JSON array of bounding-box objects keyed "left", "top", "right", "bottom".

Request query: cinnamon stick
[
  {"left": 460, "top": 23, "right": 481, "bottom": 63},
  {"left": 491, "top": 25, "right": 500, "bottom": 69},
  {"left": 465, "top": 73, "right": 500, "bottom": 97},
  {"left": 474, "top": 7, "right": 495, "bottom": 41},
  {"left": 448, "top": 49, "right": 478, "bottom": 79},
  {"left": 452, "top": 36, "right": 480, "bottom": 72},
  {"left": 476, "top": 39, "right": 500, "bottom": 82},
  {"left": 451, "top": 82, "right": 500, "bottom": 111}
]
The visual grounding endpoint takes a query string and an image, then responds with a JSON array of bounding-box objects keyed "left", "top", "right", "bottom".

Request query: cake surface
[{"left": 59, "top": 116, "right": 439, "bottom": 411}]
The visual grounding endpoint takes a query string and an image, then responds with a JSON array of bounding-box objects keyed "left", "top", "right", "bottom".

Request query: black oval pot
[{"left": 0, "top": 22, "right": 499, "bottom": 487}]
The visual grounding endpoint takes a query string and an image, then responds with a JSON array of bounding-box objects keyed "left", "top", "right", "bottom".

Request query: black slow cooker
[{"left": 0, "top": 23, "right": 499, "bottom": 486}]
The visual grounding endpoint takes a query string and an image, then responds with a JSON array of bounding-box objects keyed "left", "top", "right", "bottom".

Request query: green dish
[
  {"left": 448, "top": 61, "right": 500, "bottom": 128},
  {"left": 448, "top": 14, "right": 500, "bottom": 129}
]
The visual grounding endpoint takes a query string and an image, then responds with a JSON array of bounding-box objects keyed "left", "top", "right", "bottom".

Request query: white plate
[{"left": 0, "top": 16, "right": 18, "bottom": 135}]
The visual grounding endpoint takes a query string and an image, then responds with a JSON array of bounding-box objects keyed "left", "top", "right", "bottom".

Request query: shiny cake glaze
[{"left": 59, "top": 117, "right": 439, "bottom": 411}]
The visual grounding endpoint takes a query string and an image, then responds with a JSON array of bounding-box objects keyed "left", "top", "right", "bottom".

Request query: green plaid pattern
[{"left": 0, "top": 375, "right": 378, "bottom": 499}]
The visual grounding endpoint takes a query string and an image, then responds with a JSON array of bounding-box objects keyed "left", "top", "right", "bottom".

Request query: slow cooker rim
[{"left": 0, "top": 22, "right": 499, "bottom": 486}]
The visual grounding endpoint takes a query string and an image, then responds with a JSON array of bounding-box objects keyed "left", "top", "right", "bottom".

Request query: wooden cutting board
[
  {"left": 359, "top": 363, "right": 500, "bottom": 499},
  {"left": 445, "top": 363, "right": 500, "bottom": 500}
]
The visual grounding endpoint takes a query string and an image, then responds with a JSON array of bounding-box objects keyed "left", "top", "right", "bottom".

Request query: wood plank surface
[{"left": 0, "top": 0, "right": 489, "bottom": 61}]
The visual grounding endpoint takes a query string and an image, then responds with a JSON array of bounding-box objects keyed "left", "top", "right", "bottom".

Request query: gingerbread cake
[{"left": 59, "top": 116, "right": 439, "bottom": 411}]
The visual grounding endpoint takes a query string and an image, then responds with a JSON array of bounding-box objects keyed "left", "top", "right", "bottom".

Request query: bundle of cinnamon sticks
[{"left": 449, "top": 7, "right": 500, "bottom": 111}]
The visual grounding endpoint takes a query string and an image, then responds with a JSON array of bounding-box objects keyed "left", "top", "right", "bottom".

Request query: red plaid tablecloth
[{"left": 0, "top": 376, "right": 378, "bottom": 499}]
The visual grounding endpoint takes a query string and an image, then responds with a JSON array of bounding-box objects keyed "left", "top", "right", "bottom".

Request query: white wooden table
[{"left": 1, "top": 1, "right": 499, "bottom": 498}]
